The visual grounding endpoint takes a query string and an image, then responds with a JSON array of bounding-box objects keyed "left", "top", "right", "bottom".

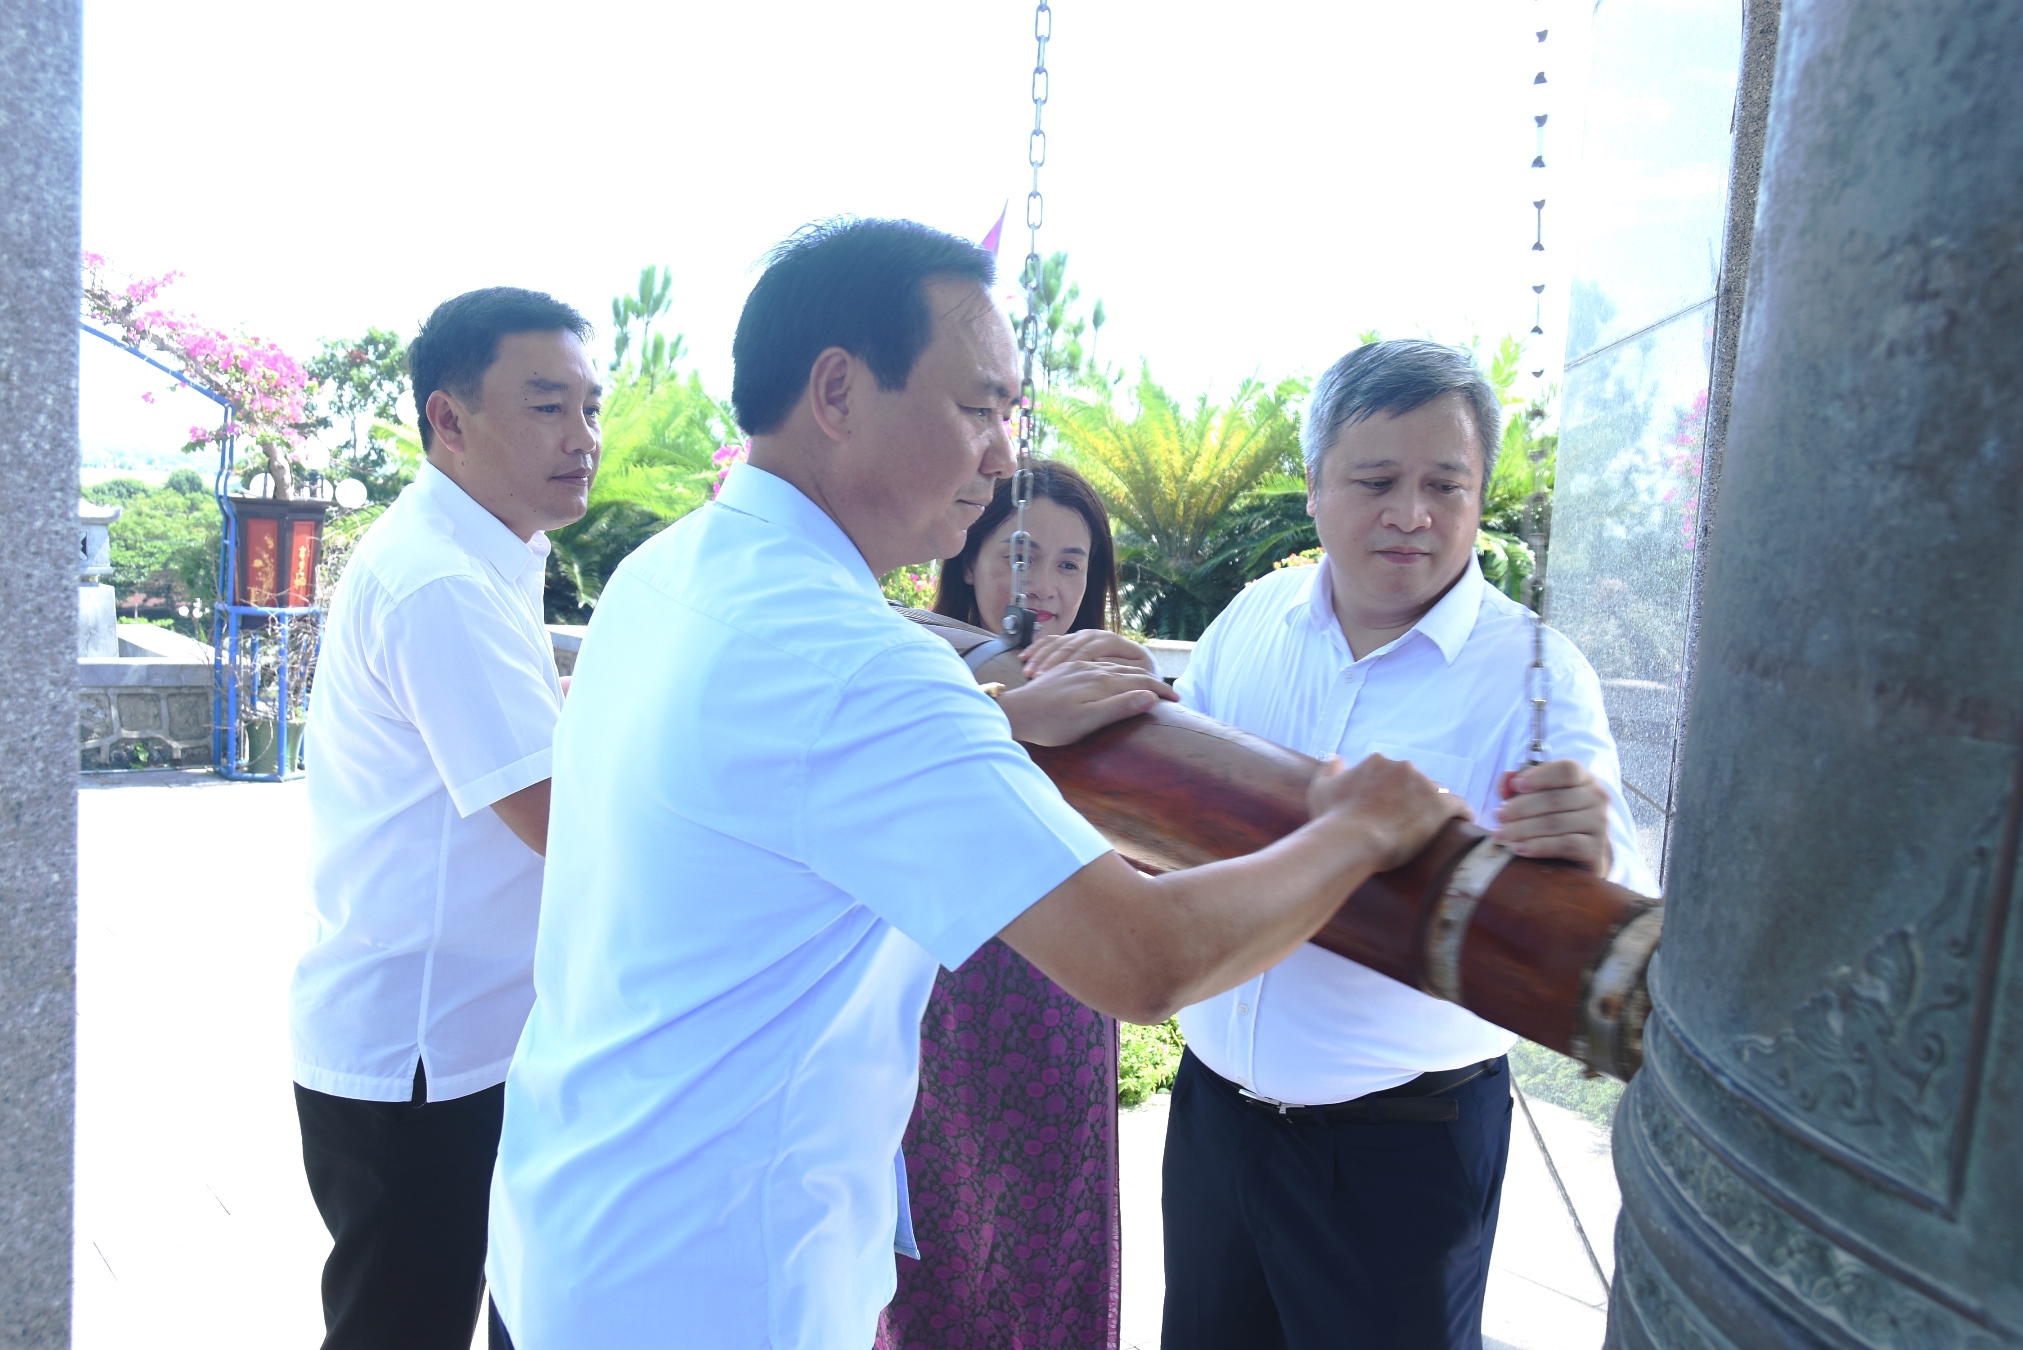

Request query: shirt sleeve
[
  {"left": 1542, "top": 637, "right": 1661, "bottom": 897},
  {"left": 376, "top": 573, "right": 562, "bottom": 817},
  {"left": 801, "top": 638, "right": 1112, "bottom": 971}
]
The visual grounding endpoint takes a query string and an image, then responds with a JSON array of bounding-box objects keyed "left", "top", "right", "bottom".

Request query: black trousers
[
  {"left": 1161, "top": 1049, "right": 1513, "bottom": 1350},
  {"left": 294, "top": 1061, "right": 507, "bottom": 1350}
]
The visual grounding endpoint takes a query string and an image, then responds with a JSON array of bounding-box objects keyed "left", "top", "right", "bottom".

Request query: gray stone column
[
  {"left": 0, "top": 2, "right": 82, "bottom": 1346},
  {"left": 1609, "top": 0, "right": 2023, "bottom": 1344}
]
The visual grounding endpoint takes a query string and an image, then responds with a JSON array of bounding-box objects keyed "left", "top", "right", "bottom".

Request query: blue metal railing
[{"left": 81, "top": 320, "right": 322, "bottom": 780}]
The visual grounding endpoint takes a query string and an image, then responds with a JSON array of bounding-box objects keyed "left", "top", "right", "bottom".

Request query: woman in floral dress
[{"left": 878, "top": 462, "right": 1155, "bottom": 1350}]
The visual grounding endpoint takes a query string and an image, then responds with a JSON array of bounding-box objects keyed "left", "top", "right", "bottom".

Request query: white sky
[{"left": 81, "top": 0, "right": 1593, "bottom": 461}]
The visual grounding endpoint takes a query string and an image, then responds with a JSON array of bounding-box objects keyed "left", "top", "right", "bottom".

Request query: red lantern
[{"left": 231, "top": 497, "right": 333, "bottom": 608}]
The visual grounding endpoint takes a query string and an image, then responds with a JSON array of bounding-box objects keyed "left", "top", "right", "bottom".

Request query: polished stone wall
[
  {"left": 1546, "top": 0, "right": 1746, "bottom": 878},
  {"left": 1609, "top": 0, "right": 2023, "bottom": 1341},
  {"left": 0, "top": 1, "right": 83, "bottom": 1345}
]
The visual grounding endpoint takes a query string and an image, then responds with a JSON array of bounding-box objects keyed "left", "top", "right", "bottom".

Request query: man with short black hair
[
  {"left": 1148, "top": 338, "right": 1657, "bottom": 1348},
  {"left": 291, "top": 286, "right": 599, "bottom": 1349},
  {"left": 484, "top": 221, "right": 1468, "bottom": 1349}
]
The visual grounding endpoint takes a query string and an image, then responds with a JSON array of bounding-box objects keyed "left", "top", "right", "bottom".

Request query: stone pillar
[
  {"left": 1609, "top": 0, "right": 2023, "bottom": 1344},
  {"left": 0, "top": 2, "right": 82, "bottom": 1346},
  {"left": 79, "top": 499, "right": 121, "bottom": 658}
]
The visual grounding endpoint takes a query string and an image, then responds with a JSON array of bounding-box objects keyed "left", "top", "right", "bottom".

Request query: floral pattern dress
[{"left": 877, "top": 938, "right": 1120, "bottom": 1349}]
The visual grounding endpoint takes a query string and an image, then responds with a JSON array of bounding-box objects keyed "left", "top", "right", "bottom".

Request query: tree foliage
[
  {"left": 609, "top": 265, "right": 681, "bottom": 388},
  {"left": 1119, "top": 1017, "right": 1186, "bottom": 1108},
  {"left": 82, "top": 471, "right": 218, "bottom": 634},
  {"left": 305, "top": 328, "right": 413, "bottom": 503},
  {"left": 1006, "top": 252, "right": 1121, "bottom": 453},
  {"left": 1047, "top": 370, "right": 1310, "bottom": 639},
  {"left": 544, "top": 327, "right": 738, "bottom": 621},
  {"left": 1478, "top": 334, "right": 1559, "bottom": 605},
  {"left": 81, "top": 253, "right": 318, "bottom": 498}
]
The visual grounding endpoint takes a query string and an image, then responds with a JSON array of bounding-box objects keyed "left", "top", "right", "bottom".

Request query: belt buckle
[{"left": 1236, "top": 1087, "right": 1295, "bottom": 1115}]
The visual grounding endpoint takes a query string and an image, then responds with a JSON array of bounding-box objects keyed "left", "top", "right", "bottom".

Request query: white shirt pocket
[{"left": 1366, "top": 743, "right": 1480, "bottom": 816}]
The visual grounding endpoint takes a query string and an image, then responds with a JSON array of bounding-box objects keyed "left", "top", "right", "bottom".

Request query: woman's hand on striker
[
  {"left": 997, "top": 659, "right": 1177, "bottom": 746},
  {"left": 1022, "top": 630, "right": 1158, "bottom": 678}
]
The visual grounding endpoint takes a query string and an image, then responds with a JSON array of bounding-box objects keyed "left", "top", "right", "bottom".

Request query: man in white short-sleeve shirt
[
  {"left": 1154, "top": 340, "right": 1658, "bottom": 1350},
  {"left": 292, "top": 287, "right": 600, "bottom": 1350},
  {"left": 485, "top": 221, "right": 1472, "bottom": 1350}
]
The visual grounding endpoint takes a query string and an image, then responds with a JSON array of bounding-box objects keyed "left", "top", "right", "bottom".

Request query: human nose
[
  {"left": 1026, "top": 556, "right": 1060, "bottom": 600},
  {"left": 1379, "top": 490, "right": 1434, "bottom": 532},
  {"left": 980, "top": 412, "right": 1017, "bottom": 479},
  {"left": 568, "top": 408, "right": 598, "bottom": 457}
]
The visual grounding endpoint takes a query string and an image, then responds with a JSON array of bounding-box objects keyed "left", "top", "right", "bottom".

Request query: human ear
[
  {"left": 808, "top": 347, "right": 855, "bottom": 445},
  {"left": 427, "top": 390, "right": 466, "bottom": 456}
]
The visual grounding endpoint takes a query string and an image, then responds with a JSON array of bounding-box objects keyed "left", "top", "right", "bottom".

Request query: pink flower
[{"left": 711, "top": 439, "right": 751, "bottom": 498}]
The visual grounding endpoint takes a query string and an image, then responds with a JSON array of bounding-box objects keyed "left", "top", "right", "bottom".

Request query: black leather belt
[{"left": 1206, "top": 1052, "right": 1502, "bottom": 1125}]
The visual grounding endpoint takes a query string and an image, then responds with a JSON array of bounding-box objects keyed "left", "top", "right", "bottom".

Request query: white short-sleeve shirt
[
  {"left": 486, "top": 465, "right": 1110, "bottom": 1350},
  {"left": 1175, "top": 556, "right": 1658, "bottom": 1106},
  {"left": 291, "top": 462, "right": 561, "bottom": 1104}
]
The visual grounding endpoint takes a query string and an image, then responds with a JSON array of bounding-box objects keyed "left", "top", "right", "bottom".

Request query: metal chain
[
  {"left": 1524, "top": 9, "right": 1552, "bottom": 765},
  {"left": 1003, "top": 0, "right": 1051, "bottom": 649},
  {"left": 1524, "top": 444, "right": 1551, "bottom": 765}
]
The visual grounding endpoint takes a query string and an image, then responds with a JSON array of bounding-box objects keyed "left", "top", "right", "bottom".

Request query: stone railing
[
  {"left": 79, "top": 625, "right": 214, "bottom": 770},
  {"left": 1142, "top": 639, "right": 1193, "bottom": 681}
]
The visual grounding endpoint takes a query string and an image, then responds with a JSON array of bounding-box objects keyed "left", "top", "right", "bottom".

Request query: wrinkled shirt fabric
[
  {"left": 292, "top": 461, "right": 559, "bottom": 1104},
  {"left": 487, "top": 465, "right": 1109, "bottom": 1349},
  {"left": 1176, "top": 556, "right": 1657, "bottom": 1106}
]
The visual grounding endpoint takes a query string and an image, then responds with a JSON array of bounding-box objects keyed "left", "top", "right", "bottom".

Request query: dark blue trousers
[{"left": 1161, "top": 1049, "right": 1512, "bottom": 1350}]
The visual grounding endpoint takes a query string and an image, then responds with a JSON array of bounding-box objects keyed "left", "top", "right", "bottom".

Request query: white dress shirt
[
  {"left": 486, "top": 464, "right": 1110, "bottom": 1350},
  {"left": 1175, "top": 555, "right": 1657, "bottom": 1106},
  {"left": 291, "top": 462, "right": 560, "bottom": 1103}
]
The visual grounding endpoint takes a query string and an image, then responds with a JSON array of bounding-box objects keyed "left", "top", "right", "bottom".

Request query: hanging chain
[
  {"left": 1524, "top": 440, "right": 1551, "bottom": 765},
  {"left": 1003, "top": 0, "right": 1051, "bottom": 649},
  {"left": 1524, "top": 7, "right": 1552, "bottom": 765}
]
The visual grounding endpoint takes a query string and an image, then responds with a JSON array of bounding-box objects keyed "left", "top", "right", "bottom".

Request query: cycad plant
[
  {"left": 1047, "top": 369, "right": 1310, "bottom": 639},
  {"left": 1477, "top": 335, "right": 1557, "bottom": 605},
  {"left": 545, "top": 363, "right": 737, "bottom": 621}
]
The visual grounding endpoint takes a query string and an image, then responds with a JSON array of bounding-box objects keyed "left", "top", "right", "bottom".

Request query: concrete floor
[
  {"left": 75, "top": 772, "right": 1619, "bottom": 1348},
  {"left": 75, "top": 772, "right": 328, "bottom": 1349}
]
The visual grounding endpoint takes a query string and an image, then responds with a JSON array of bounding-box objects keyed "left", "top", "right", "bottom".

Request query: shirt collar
[
  {"left": 1290, "top": 551, "right": 1486, "bottom": 666},
  {"left": 413, "top": 460, "right": 550, "bottom": 577},
  {"left": 712, "top": 462, "right": 881, "bottom": 596}
]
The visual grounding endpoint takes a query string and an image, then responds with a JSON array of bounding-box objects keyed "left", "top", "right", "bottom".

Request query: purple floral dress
[{"left": 877, "top": 938, "right": 1120, "bottom": 1350}]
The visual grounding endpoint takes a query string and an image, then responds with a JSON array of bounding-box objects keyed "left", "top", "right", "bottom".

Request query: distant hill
[{"left": 82, "top": 443, "right": 204, "bottom": 484}]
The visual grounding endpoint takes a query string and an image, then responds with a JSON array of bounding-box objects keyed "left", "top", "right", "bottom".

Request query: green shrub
[
  {"left": 84, "top": 474, "right": 218, "bottom": 636},
  {"left": 1509, "top": 1039, "right": 1624, "bottom": 1130},
  {"left": 1119, "top": 1017, "right": 1187, "bottom": 1108}
]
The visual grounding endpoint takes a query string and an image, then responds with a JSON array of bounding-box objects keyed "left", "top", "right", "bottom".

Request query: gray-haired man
[{"left": 1156, "top": 340, "right": 1656, "bottom": 1347}]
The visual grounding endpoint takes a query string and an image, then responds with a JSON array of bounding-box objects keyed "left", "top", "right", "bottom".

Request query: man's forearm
[
  {"left": 1003, "top": 813, "right": 1391, "bottom": 1026},
  {"left": 1137, "top": 813, "right": 1391, "bottom": 1016},
  {"left": 492, "top": 778, "right": 552, "bottom": 856},
  {"left": 1001, "top": 754, "right": 1461, "bottom": 1026}
]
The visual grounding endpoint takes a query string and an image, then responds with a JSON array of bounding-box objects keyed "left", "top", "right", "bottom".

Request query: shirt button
[{"left": 1236, "top": 1002, "right": 1251, "bottom": 1015}]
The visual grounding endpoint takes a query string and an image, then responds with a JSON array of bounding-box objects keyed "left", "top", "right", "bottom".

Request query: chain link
[
  {"left": 1524, "top": 7, "right": 1551, "bottom": 764},
  {"left": 1524, "top": 446, "right": 1551, "bottom": 765},
  {"left": 1004, "top": 0, "right": 1051, "bottom": 648}
]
